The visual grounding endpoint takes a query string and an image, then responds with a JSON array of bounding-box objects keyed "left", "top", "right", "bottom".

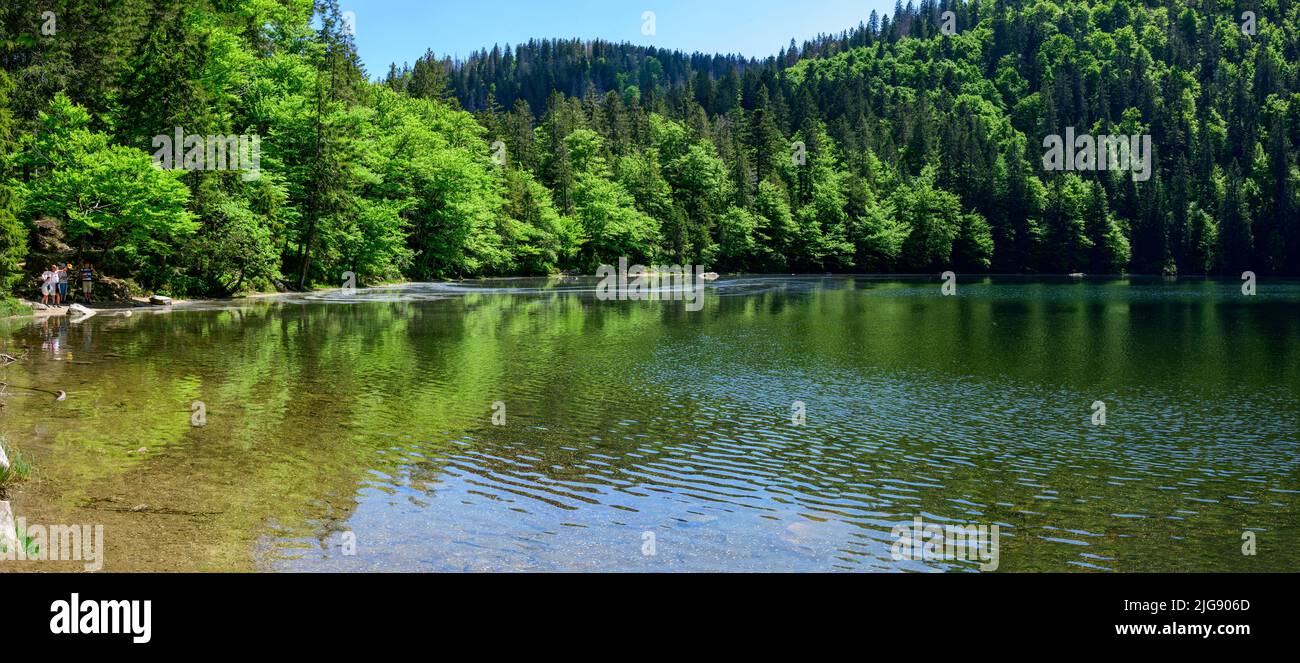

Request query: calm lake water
[{"left": 1, "top": 276, "right": 1297, "bottom": 572}]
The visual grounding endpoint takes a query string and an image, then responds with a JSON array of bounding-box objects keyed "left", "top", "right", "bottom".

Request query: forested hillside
[{"left": 2, "top": 0, "right": 1298, "bottom": 302}]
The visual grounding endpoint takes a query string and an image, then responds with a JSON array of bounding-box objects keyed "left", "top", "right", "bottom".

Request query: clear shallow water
[{"left": 1, "top": 276, "right": 1297, "bottom": 572}]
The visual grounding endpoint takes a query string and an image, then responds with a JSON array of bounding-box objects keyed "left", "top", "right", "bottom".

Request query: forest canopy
[{"left": 2, "top": 0, "right": 1298, "bottom": 300}]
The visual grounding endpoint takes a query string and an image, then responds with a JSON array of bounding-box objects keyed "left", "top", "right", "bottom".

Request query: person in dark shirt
[{"left": 80, "top": 261, "right": 95, "bottom": 304}]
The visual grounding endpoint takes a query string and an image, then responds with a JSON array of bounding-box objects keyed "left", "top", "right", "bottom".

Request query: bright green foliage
[
  {"left": 1086, "top": 180, "right": 1132, "bottom": 274},
  {"left": 360, "top": 92, "right": 500, "bottom": 279},
  {"left": 1043, "top": 174, "right": 1094, "bottom": 273},
  {"left": 895, "top": 165, "right": 964, "bottom": 272},
  {"left": 714, "top": 207, "right": 762, "bottom": 272},
  {"left": 13, "top": 94, "right": 196, "bottom": 287},
  {"left": 663, "top": 140, "right": 733, "bottom": 263},
  {"left": 178, "top": 181, "right": 284, "bottom": 295},
  {"left": 501, "top": 168, "right": 579, "bottom": 274},
  {"left": 4, "top": 0, "right": 1300, "bottom": 298},
  {"left": 0, "top": 438, "right": 32, "bottom": 493},
  {"left": 752, "top": 182, "right": 798, "bottom": 271},
  {"left": 571, "top": 172, "right": 660, "bottom": 270},
  {"left": 439, "top": 0, "right": 1300, "bottom": 277},
  {"left": 853, "top": 195, "right": 909, "bottom": 273},
  {"left": 1182, "top": 202, "right": 1217, "bottom": 276},
  {"left": 0, "top": 72, "right": 24, "bottom": 295},
  {"left": 955, "top": 213, "right": 995, "bottom": 272}
]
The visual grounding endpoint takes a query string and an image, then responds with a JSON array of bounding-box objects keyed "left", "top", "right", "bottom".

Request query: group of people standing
[{"left": 39, "top": 261, "right": 95, "bottom": 307}]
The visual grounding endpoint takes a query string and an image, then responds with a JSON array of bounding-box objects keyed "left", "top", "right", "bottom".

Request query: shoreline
[
  {"left": 4, "top": 272, "right": 1288, "bottom": 322},
  {"left": 3, "top": 285, "right": 362, "bottom": 321},
  {"left": 5, "top": 296, "right": 192, "bottom": 321}
]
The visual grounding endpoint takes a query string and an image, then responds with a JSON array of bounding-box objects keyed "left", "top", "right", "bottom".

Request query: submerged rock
[{"left": 68, "top": 304, "right": 97, "bottom": 322}]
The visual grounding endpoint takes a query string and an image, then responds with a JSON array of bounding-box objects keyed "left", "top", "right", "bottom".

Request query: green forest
[{"left": 1, "top": 0, "right": 1298, "bottom": 304}]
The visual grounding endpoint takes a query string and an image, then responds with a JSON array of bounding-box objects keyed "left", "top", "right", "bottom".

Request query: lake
[{"left": 1, "top": 276, "right": 1297, "bottom": 572}]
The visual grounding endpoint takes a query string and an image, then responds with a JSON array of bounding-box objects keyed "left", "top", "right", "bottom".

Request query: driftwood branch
[{"left": 0, "top": 382, "right": 66, "bottom": 401}]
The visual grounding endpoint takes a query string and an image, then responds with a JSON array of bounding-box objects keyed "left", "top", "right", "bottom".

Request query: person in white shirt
[{"left": 41, "top": 265, "right": 58, "bottom": 306}]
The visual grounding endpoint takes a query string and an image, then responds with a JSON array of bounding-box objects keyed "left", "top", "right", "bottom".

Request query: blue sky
[{"left": 344, "top": 0, "right": 897, "bottom": 77}]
